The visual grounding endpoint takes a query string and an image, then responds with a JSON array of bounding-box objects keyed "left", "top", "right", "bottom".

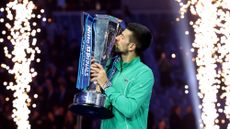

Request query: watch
[{"left": 102, "top": 80, "right": 112, "bottom": 90}]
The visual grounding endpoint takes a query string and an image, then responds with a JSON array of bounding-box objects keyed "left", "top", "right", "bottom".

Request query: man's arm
[
  {"left": 105, "top": 70, "right": 154, "bottom": 118},
  {"left": 91, "top": 62, "right": 154, "bottom": 118}
]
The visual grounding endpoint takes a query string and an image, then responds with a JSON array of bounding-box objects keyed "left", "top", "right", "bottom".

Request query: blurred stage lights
[
  {"left": 0, "top": 0, "right": 45, "bottom": 129},
  {"left": 175, "top": 0, "right": 230, "bottom": 129},
  {"left": 171, "top": 53, "right": 176, "bottom": 58}
]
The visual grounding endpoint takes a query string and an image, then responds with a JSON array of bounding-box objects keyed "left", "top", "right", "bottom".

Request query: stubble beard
[{"left": 113, "top": 44, "right": 129, "bottom": 56}]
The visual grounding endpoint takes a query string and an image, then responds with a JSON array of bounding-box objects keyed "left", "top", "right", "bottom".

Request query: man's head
[{"left": 115, "top": 23, "right": 152, "bottom": 56}]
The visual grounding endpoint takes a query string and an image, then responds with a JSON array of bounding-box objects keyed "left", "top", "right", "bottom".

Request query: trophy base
[{"left": 69, "top": 91, "right": 114, "bottom": 119}]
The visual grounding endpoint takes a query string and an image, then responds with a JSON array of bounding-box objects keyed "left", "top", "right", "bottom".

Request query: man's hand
[{"left": 90, "top": 60, "right": 109, "bottom": 89}]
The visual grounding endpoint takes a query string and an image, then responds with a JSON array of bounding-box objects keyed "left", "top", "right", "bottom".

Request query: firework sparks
[
  {"left": 0, "top": 0, "right": 43, "bottom": 129},
  {"left": 176, "top": 0, "right": 230, "bottom": 129}
]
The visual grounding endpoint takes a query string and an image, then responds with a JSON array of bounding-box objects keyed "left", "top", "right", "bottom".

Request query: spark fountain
[{"left": 0, "top": 0, "right": 44, "bottom": 129}]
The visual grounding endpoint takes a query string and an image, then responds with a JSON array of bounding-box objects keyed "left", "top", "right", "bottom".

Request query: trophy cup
[{"left": 69, "top": 12, "right": 123, "bottom": 119}]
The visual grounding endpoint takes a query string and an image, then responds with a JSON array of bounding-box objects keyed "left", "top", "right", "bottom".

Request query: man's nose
[{"left": 115, "top": 35, "right": 120, "bottom": 41}]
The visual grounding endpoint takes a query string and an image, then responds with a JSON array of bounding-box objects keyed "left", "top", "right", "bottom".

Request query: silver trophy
[{"left": 69, "top": 12, "right": 123, "bottom": 119}]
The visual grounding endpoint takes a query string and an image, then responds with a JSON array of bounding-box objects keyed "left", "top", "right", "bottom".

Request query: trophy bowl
[
  {"left": 69, "top": 12, "right": 123, "bottom": 119},
  {"left": 69, "top": 91, "right": 113, "bottom": 119}
]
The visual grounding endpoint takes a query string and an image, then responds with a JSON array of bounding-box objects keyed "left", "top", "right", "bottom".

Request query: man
[{"left": 91, "top": 23, "right": 154, "bottom": 129}]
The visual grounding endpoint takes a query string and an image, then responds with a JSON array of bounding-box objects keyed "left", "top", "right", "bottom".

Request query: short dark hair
[{"left": 126, "top": 23, "right": 152, "bottom": 55}]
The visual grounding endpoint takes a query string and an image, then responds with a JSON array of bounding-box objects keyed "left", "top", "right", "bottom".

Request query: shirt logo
[{"left": 124, "top": 78, "right": 129, "bottom": 85}]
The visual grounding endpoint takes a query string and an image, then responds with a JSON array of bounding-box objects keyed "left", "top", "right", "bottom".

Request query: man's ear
[{"left": 128, "top": 42, "right": 136, "bottom": 51}]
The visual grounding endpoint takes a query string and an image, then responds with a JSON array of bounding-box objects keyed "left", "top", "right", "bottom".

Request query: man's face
[{"left": 114, "top": 29, "right": 133, "bottom": 54}]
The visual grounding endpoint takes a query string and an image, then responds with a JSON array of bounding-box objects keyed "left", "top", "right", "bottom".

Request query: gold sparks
[
  {"left": 176, "top": 0, "right": 230, "bottom": 129},
  {"left": 0, "top": 0, "right": 44, "bottom": 129}
]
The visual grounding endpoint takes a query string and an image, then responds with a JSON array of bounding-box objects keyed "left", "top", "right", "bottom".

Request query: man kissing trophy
[{"left": 69, "top": 12, "right": 124, "bottom": 119}]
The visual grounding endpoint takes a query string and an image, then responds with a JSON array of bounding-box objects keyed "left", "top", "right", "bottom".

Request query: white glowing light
[
  {"left": 185, "top": 85, "right": 189, "bottom": 89},
  {"left": 0, "top": 1, "right": 44, "bottom": 129},
  {"left": 37, "top": 28, "right": 41, "bottom": 33},
  {"left": 36, "top": 58, "right": 40, "bottom": 63},
  {"left": 31, "top": 14, "right": 35, "bottom": 18},
  {"left": 185, "top": 90, "right": 189, "bottom": 94},
  {"left": 176, "top": 0, "right": 230, "bottom": 128},
  {"left": 40, "top": 9, "right": 44, "bottom": 13},
  {"left": 218, "top": 108, "right": 223, "bottom": 113},
  {"left": 171, "top": 53, "right": 176, "bottom": 58},
  {"left": 2, "top": 30, "right": 6, "bottom": 35},
  {"left": 32, "top": 104, "right": 36, "bottom": 108},
  {"left": 190, "top": 48, "right": 195, "bottom": 52},
  {"left": 33, "top": 94, "right": 38, "bottom": 98},
  {"left": 0, "top": 8, "right": 4, "bottom": 12},
  {"left": 185, "top": 31, "right": 189, "bottom": 35},
  {"left": 0, "top": 18, "right": 4, "bottom": 22},
  {"left": 3, "top": 82, "right": 7, "bottom": 86},
  {"left": 221, "top": 119, "right": 225, "bottom": 124},
  {"left": 5, "top": 97, "right": 10, "bottom": 101},
  {"left": 217, "top": 103, "right": 221, "bottom": 107},
  {"left": 42, "top": 17, "right": 46, "bottom": 22},
  {"left": 32, "top": 22, "right": 37, "bottom": 26},
  {"left": 37, "top": 14, "right": 41, "bottom": 19},
  {"left": 0, "top": 38, "right": 4, "bottom": 42}
]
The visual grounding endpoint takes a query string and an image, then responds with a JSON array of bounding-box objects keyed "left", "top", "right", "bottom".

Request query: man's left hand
[{"left": 91, "top": 63, "right": 109, "bottom": 89}]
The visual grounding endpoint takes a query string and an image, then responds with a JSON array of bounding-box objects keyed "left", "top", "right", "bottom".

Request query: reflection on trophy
[{"left": 69, "top": 12, "right": 123, "bottom": 119}]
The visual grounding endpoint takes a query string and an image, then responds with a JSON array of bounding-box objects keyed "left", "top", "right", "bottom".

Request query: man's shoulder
[
  {"left": 131, "top": 61, "right": 154, "bottom": 79},
  {"left": 136, "top": 61, "right": 153, "bottom": 72}
]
